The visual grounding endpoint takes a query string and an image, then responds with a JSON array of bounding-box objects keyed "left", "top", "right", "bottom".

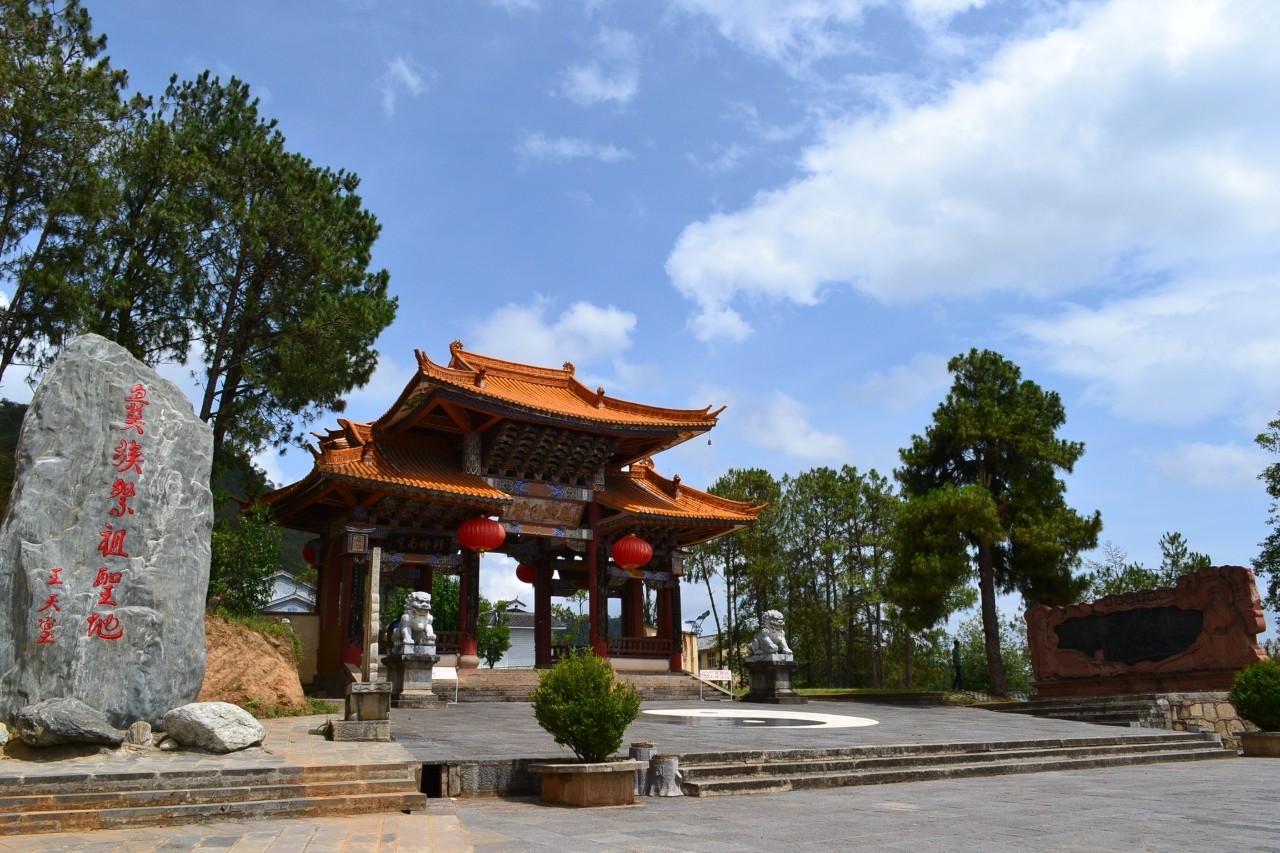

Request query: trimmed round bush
[
  {"left": 1229, "top": 658, "right": 1280, "bottom": 731},
  {"left": 530, "top": 650, "right": 641, "bottom": 763}
]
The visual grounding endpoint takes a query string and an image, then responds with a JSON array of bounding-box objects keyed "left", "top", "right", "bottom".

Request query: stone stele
[{"left": 0, "top": 334, "right": 214, "bottom": 729}]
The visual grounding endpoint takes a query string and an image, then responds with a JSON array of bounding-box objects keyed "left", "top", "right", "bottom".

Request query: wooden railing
[
  {"left": 434, "top": 631, "right": 460, "bottom": 654},
  {"left": 607, "top": 636, "right": 673, "bottom": 658}
]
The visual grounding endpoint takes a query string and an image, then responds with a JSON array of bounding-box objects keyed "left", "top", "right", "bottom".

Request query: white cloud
[
  {"left": 851, "top": 352, "right": 950, "bottom": 412},
  {"left": 740, "top": 391, "right": 850, "bottom": 461},
  {"left": 487, "top": 0, "right": 542, "bottom": 13},
  {"left": 379, "top": 56, "right": 428, "bottom": 117},
  {"left": 1149, "top": 442, "right": 1267, "bottom": 493},
  {"left": 671, "top": 0, "right": 877, "bottom": 70},
  {"left": 558, "top": 27, "right": 639, "bottom": 107},
  {"left": 687, "top": 142, "right": 751, "bottom": 174},
  {"left": 666, "top": 0, "right": 1280, "bottom": 341},
  {"left": 481, "top": 552, "right": 529, "bottom": 605},
  {"left": 343, "top": 354, "right": 416, "bottom": 420},
  {"left": 515, "top": 131, "right": 632, "bottom": 164},
  {"left": 1019, "top": 274, "right": 1280, "bottom": 428},
  {"left": 468, "top": 299, "right": 638, "bottom": 369}
]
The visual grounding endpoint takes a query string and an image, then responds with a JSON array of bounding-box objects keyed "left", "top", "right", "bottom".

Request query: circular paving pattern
[{"left": 642, "top": 707, "right": 879, "bottom": 729}]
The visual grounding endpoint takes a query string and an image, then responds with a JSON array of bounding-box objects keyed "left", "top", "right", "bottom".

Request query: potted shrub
[
  {"left": 1229, "top": 657, "right": 1280, "bottom": 757},
  {"left": 527, "top": 650, "right": 644, "bottom": 806}
]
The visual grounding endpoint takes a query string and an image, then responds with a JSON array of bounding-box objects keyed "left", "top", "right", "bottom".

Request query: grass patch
[
  {"left": 244, "top": 696, "right": 340, "bottom": 719},
  {"left": 216, "top": 609, "right": 304, "bottom": 666},
  {"left": 797, "top": 687, "right": 938, "bottom": 697}
]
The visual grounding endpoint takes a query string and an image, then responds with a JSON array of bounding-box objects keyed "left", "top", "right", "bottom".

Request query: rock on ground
[
  {"left": 16, "top": 697, "right": 126, "bottom": 747},
  {"left": 162, "top": 702, "right": 266, "bottom": 753},
  {"left": 198, "top": 615, "right": 307, "bottom": 714},
  {"left": 0, "top": 334, "right": 213, "bottom": 729}
]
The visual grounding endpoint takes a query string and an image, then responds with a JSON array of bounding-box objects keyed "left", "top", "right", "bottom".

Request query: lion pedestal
[
  {"left": 742, "top": 610, "right": 806, "bottom": 705},
  {"left": 383, "top": 651, "right": 444, "bottom": 709}
]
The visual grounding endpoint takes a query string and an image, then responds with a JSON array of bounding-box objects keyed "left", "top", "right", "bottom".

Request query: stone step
[
  {"left": 3, "top": 762, "right": 419, "bottom": 797},
  {"left": 0, "top": 762, "right": 426, "bottom": 836},
  {"left": 980, "top": 696, "right": 1164, "bottom": 727},
  {"left": 451, "top": 670, "right": 701, "bottom": 702},
  {"left": 0, "top": 776, "right": 420, "bottom": 814},
  {"left": 0, "top": 790, "right": 428, "bottom": 836},
  {"left": 681, "top": 737, "right": 1231, "bottom": 797},
  {"left": 682, "top": 738, "right": 1222, "bottom": 782}
]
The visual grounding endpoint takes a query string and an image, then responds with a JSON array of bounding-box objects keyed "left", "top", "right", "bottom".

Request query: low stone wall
[{"left": 1151, "top": 692, "right": 1257, "bottom": 751}]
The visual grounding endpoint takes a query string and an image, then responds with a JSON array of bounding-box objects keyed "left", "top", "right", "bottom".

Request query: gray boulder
[
  {"left": 0, "top": 334, "right": 213, "bottom": 729},
  {"left": 16, "top": 697, "right": 126, "bottom": 747},
  {"left": 162, "top": 702, "right": 265, "bottom": 753}
]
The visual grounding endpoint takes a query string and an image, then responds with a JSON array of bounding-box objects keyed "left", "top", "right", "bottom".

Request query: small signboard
[{"left": 699, "top": 669, "right": 732, "bottom": 701}]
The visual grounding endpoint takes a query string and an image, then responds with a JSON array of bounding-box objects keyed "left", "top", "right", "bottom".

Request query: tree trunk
[
  {"left": 903, "top": 633, "right": 914, "bottom": 689},
  {"left": 977, "top": 540, "right": 1007, "bottom": 695}
]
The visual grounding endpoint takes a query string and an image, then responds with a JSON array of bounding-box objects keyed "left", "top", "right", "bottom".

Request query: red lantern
[
  {"left": 302, "top": 541, "right": 318, "bottom": 565},
  {"left": 516, "top": 563, "right": 535, "bottom": 584},
  {"left": 611, "top": 534, "right": 652, "bottom": 571},
  {"left": 457, "top": 516, "right": 506, "bottom": 554}
]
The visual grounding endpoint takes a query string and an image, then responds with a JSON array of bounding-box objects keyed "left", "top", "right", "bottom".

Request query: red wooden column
[
  {"left": 419, "top": 565, "right": 434, "bottom": 596},
  {"left": 669, "top": 576, "right": 684, "bottom": 672},
  {"left": 624, "top": 580, "right": 644, "bottom": 639},
  {"left": 587, "top": 503, "right": 607, "bottom": 657},
  {"left": 656, "top": 585, "right": 670, "bottom": 656},
  {"left": 458, "top": 548, "right": 480, "bottom": 668},
  {"left": 534, "top": 553, "right": 553, "bottom": 668}
]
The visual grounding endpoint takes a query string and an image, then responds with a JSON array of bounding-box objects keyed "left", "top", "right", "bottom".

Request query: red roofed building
[{"left": 261, "top": 341, "right": 762, "bottom": 682}]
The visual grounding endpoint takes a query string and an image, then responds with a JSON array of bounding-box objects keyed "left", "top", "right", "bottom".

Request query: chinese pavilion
[{"left": 261, "top": 341, "right": 762, "bottom": 682}]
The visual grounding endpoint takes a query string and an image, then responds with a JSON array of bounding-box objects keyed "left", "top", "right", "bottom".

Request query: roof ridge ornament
[
  {"left": 563, "top": 361, "right": 575, "bottom": 375},
  {"left": 596, "top": 386, "right": 606, "bottom": 408}
]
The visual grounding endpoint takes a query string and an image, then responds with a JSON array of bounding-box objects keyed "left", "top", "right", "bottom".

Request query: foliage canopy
[
  {"left": 891, "top": 349, "right": 1101, "bottom": 695},
  {"left": 529, "top": 650, "right": 640, "bottom": 763},
  {"left": 1229, "top": 657, "right": 1280, "bottom": 731}
]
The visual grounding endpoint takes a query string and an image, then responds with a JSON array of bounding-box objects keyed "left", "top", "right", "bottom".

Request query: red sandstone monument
[{"left": 1025, "top": 565, "right": 1267, "bottom": 699}]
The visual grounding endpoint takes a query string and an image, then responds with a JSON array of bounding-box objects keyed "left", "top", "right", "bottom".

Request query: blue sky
[{"left": 10, "top": 0, "right": 1280, "bottom": 623}]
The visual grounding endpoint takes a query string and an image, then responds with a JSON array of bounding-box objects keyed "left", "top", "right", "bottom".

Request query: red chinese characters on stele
[{"left": 35, "top": 567, "right": 64, "bottom": 645}]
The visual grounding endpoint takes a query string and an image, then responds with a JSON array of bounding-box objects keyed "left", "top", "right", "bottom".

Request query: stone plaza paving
[{"left": 3, "top": 700, "right": 1279, "bottom": 851}]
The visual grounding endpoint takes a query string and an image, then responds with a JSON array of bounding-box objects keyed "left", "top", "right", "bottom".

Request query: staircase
[
  {"left": 0, "top": 760, "right": 427, "bottom": 836},
  {"left": 677, "top": 731, "right": 1230, "bottom": 797},
  {"left": 977, "top": 695, "right": 1164, "bottom": 727},
  {"left": 454, "top": 668, "right": 701, "bottom": 702}
]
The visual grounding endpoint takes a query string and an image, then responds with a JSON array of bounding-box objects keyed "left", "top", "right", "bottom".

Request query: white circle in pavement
[{"left": 643, "top": 708, "right": 878, "bottom": 729}]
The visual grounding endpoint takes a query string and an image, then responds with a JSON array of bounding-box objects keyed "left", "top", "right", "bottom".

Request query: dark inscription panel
[{"left": 1055, "top": 606, "right": 1204, "bottom": 665}]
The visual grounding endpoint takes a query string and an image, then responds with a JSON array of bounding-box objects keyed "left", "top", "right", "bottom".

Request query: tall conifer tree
[{"left": 892, "top": 349, "right": 1100, "bottom": 694}]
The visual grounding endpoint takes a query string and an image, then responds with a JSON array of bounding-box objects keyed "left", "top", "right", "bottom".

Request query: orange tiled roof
[
  {"left": 596, "top": 461, "right": 764, "bottom": 525},
  {"left": 380, "top": 341, "right": 723, "bottom": 431},
  {"left": 314, "top": 430, "right": 508, "bottom": 502}
]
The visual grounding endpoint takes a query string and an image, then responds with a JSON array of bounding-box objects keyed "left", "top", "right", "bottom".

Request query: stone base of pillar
[
  {"left": 743, "top": 658, "right": 807, "bottom": 704},
  {"left": 383, "top": 651, "right": 442, "bottom": 700}
]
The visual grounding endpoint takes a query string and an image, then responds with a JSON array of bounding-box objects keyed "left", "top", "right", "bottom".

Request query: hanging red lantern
[
  {"left": 457, "top": 516, "right": 506, "bottom": 553},
  {"left": 516, "top": 563, "right": 535, "bottom": 584},
  {"left": 302, "top": 541, "right": 318, "bottom": 565},
  {"left": 611, "top": 534, "right": 652, "bottom": 571}
]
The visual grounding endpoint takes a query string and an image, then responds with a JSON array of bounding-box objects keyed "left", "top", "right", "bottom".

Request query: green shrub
[
  {"left": 529, "top": 650, "right": 640, "bottom": 763},
  {"left": 1230, "top": 658, "right": 1280, "bottom": 731}
]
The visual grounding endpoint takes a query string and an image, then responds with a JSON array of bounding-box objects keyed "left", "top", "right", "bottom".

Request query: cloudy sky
[{"left": 15, "top": 0, "right": 1280, "bottom": 620}]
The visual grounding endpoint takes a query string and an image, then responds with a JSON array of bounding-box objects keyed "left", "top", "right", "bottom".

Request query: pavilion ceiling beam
[
  {"left": 360, "top": 491, "right": 386, "bottom": 508},
  {"left": 437, "top": 400, "right": 474, "bottom": 433}
]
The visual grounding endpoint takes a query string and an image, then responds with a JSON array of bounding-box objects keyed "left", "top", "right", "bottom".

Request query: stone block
[
  {"left": 16, "top": 697, "right": 125, "bottom": 747},
  {"left": 529, "top": 761, "right": 644, "bottom": 807},
  {"left": 329, "top": 719, "right": 391, "bottom": 742},
  {"left": 345, "top": 681, "right": 392, "bottom": 722}
]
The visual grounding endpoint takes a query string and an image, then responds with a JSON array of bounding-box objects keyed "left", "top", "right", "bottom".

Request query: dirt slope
[{"left": 198, "top": 614, "right": 307, "bottom": 713}]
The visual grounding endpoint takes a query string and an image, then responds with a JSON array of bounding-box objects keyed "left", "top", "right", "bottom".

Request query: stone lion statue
[
  {"left": 395, "top": 590, "right": 436, "bottom": 653},
  {"left": 747, "top": 609, "right": 792, "bottom": 660}
]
